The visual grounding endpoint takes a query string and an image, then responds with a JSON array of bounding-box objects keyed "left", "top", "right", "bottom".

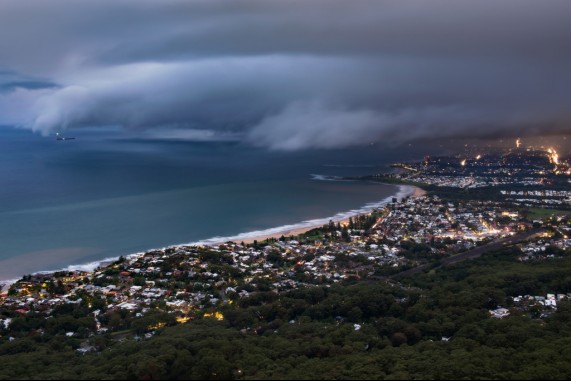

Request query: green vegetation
[
  {"left": 2, "top": 246, "right": 571, "bottom": 379},
  {"left": 527, "top": 207, "right": 571, "bottom": 219}
]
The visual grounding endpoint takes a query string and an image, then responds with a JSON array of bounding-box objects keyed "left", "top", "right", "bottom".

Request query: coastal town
[
  {"left": 1, "top": 187, "right": 569, "bottom": 350},
  {"left": 369, "top": 140, "right": 571, "bottom": 210},
  {"left": 3, "top": 3, "right": 571, "bottom": 377},
  {"left": 1, "top": 143, "right": 570, "bottom": 353}
]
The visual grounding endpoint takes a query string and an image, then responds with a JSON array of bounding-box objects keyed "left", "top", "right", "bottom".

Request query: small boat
[{"left": 55, "top": 133, "right": 76, "bottom": 141}]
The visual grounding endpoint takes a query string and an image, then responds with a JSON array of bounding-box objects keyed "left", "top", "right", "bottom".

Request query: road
[{"left": 391, "top": 229, "right": 544, "bottom": 279}]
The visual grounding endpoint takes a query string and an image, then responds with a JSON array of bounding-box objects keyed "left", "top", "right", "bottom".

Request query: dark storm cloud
[
  {"left": 0, "top": 0, "right": 570, "bottom": 149},
  {"left": 0, "top": 71, "right": 56, "bottom": 93}
]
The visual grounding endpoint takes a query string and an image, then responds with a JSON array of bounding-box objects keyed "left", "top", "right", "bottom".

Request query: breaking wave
[
  {"left": 188, "top": 184, "right": 414, "bottom": 246},
  {"left": 310, "top": 174, "right": 351, "bottom": 181},
  {"left": 1, "top": 184, "right": 418, "bottom": 288}
]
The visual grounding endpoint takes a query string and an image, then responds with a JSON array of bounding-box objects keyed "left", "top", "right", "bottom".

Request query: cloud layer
[{"left": 1, "top": 0, "right": 570, "bottom": 149}]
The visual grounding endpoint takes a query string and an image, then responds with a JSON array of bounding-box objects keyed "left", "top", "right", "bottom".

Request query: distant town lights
[{"left": 547, "top": 148, "right": 559, "bottom": 165}]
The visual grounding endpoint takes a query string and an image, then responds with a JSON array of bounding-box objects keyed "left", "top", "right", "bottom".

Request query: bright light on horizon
[{"left": 547, "top": 147, "right": 559, "bottom": 165}]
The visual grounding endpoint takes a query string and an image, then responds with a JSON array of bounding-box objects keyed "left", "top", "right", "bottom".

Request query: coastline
[
  {"left": 0, "top": 183, "right": 426, "bottom": 293},
  {"left": 238, "top": 184, "right": 426, "bottom": 244}
]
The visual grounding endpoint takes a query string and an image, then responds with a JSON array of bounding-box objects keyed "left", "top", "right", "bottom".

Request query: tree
[{"left": 390, "top": 332, "right": 408, "bottom": 347}]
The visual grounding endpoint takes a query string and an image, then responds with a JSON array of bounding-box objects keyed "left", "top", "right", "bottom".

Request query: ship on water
[{"left": 55, "top": 132, "right": 76, "bottom": 141}]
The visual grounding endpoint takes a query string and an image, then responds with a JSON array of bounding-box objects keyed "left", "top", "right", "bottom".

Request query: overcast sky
[{"left": 1, "top": 0, "right": 570, "bottom": 150}]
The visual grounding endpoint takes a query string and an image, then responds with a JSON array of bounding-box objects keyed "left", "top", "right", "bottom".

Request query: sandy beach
[
  {"left": 0, "top": 184, "right": 427, "bottom": 292},
  {"left": 240, "top": 224, "right": 342, "bottom": 244},
  {"left": 412, "top": 185, "right": 427, "bottom": 198},
  {"left": 239, "top": 184, "right": 426, "bottom": 244}
]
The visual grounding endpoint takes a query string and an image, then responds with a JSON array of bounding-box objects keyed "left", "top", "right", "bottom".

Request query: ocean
[{"left": 0, "top": 127, "right": 425, "bottom": 282}]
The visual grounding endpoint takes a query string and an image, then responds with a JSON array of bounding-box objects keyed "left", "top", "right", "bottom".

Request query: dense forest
[{"left": 2, "top": 246, "right": 571, "bottom": 379}]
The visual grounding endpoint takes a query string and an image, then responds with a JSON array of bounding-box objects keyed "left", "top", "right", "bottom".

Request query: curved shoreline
[
  {"left": 0, "top": 184, "right": 425, "bottom": 292},
  {"left": 190, "top": 184, "right": 424, "bottom": 245}
]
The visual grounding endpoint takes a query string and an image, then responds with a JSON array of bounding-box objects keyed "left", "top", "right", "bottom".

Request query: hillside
[{"left": 1, "top": 244, "right": 571, "bottom": 380}]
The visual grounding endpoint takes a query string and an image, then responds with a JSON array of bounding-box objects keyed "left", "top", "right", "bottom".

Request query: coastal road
[{"left": 391, "top": 229, "right": 545, "bottom": 279}]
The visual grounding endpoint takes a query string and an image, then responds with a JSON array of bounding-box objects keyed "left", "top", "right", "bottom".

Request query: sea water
[{"left": 0, "top": 127, "right": 421, "bottom": 281}]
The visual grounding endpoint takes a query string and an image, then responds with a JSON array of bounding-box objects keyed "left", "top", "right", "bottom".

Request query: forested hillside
[{"left": 2, "top": 248, "right": 571, "bottom": 380}]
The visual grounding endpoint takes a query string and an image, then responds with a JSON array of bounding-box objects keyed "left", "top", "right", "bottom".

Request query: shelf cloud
[{"left": 1, "top": 0, "right": 571, "bottom": 149}]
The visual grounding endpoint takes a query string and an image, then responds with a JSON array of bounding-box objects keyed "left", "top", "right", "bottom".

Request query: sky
[{"left": 1, "top": 0, "right": 570, "bottom": 150}]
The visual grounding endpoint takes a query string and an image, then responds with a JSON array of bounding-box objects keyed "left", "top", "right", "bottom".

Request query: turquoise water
[{"left": 0, "top": 127, "right": 421, "bottom": 280}]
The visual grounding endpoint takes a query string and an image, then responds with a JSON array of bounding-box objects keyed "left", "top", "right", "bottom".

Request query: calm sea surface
[{"left": 0, "top": 127, "right": 425, "bottom": 280}]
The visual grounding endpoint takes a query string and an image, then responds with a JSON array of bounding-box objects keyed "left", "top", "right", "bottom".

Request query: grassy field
[{"left": 527, "top": 207, "right": 571, "bottom": 219}]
